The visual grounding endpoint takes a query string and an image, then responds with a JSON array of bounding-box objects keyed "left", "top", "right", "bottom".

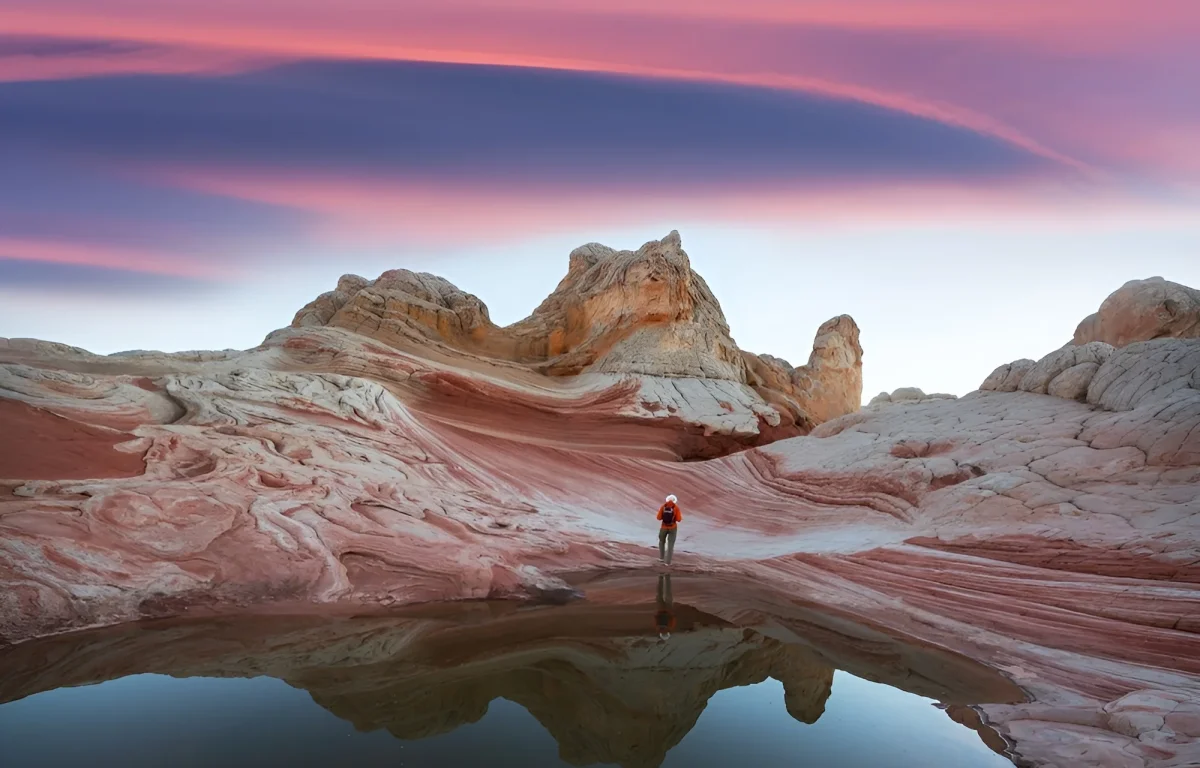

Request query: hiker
[
  {"left": 657, "top": 494, "right": 682, "bottom": 565},
  {"left": 654, "top": 573, "right": 676, "bottom": 640}
]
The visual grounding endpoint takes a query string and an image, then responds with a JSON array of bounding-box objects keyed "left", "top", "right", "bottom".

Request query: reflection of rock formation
[
  {"left": 0, "top": 588, "right": 1033, "bottom": 768},
  {"left": 0, "top": 604, "right": 836, "bottom": 768},
  {"left": 304, "top": 628, "right": 832, "bottom": 768}
]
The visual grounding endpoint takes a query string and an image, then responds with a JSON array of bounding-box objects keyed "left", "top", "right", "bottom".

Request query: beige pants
[{"left": 658, "top": 528, "right": 677, "bottom": 564}]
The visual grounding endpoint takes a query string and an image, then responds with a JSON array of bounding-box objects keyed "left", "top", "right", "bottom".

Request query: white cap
[{"left": 665, "top": 494, "right": 677, "bottom": 503}]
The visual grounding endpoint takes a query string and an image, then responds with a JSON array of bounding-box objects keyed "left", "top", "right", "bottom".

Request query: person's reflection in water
[{"left": 654, "top": 574, "right": 676, "bottom": 640}]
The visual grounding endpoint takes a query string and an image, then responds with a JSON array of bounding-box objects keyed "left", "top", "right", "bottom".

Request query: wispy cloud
[
  {"left": 0, "top": 58, "right": 1076, "bottom": 274},
  {"left": 0, "top": 257, "right": 224, "bottom": 294},
  {"left": 0, "top": 1, "right": 1195, "bottom": 305},
  {"left": 0, "top": 60, "right": 1051, "bottom": 182},
  {"left": 1, "top": 1, "right": 1195, "bottom": 176}
]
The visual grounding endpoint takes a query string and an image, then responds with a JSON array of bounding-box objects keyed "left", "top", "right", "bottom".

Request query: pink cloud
[
  {"left": 3, "top": 1, "right": 1196, "bottom": 178},
  {"left": 147, "top": 168, "right": 1200, "bottom": 248},
  {"left": 0, "top": 237, "right": 229, "bottom": 279}
]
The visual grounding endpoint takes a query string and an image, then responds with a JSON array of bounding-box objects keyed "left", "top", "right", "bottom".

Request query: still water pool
[
  {"left": 0, "top": 574, "right": 1020, "bottom": 767},
  {"left": 0, "top": 670, "right": 1013, "bottom": 768}
]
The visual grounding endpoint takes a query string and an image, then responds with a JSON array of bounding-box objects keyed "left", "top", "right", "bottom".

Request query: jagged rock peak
[
  {"left": 286, "top": 230, "right": 863, "bottom": 431},
  {"left": 742, "top": 314, "right": 863, "bottom": 428},
  {"left": 290, "top": 231, "right": 743, "bottom": 380},
  {"left": 513, "top": 231, "right": 741, "bottom": 379}
]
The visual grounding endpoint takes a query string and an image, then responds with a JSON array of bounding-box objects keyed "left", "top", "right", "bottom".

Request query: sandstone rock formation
[
  {"left": 1, "top": 250, "right": 1199, "bottom": 768},
  {"left": 742, "top": 314, "right": 863, "bottom": 429},
  {"left": 1074, "top": 276, "right": 1200, "bottom": 347},
  {"left": 982, "top": 341, "right": 1116, "bottom": 402},
  {"left": 289, "top": 231, "right": 862, "bottom": 452},
  {"left": 866, "top": 387, "right": 957, "bottom": 408},
  {"left": 293, "top": 232, "right": 746, "bottom": 380},
  {"left": 982, "top": 337, "right": 1200, "bottom": 468}
]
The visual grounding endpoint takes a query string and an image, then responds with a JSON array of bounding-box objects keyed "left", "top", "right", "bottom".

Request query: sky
[{"left": 0, "top": 0, "right": 1198, "bottom": 399}]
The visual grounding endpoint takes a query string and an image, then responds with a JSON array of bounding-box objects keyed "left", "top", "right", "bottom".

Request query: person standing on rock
[{"left": 657, "top": 495, "right": 682, "bottom": 565}]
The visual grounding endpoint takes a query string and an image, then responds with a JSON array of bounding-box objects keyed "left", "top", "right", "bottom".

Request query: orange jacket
[{"left": 657, "top": 502, "right": 682, "bottom": 530}]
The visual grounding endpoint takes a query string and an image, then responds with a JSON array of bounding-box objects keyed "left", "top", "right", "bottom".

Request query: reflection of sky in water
[{"left": 0, "top": 670, "right": 1012, "bottom": 767}]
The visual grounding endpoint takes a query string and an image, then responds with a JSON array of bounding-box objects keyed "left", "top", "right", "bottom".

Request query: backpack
[{"left": 661, "top": 504, "right": 676, "bottom": 525}]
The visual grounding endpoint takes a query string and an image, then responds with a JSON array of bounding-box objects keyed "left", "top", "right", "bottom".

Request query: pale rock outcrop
[
  {"left": 1046, "top": 362, "right": 1099, "bottom": 400},
  {"left": 867, "top": 387, "right": 957, "bottom": 408},
  {"left": 867, "top": 391, "right": 891, "bottom": 406},
  {"left": 1074, "top": 277, "right": 1200, "bottom": 347},
  {"left": 979, "top": 337, "right": 1200, "bottom": 467},
  {"left": 292, "top": 273, "right": 372, "bottom": 328},
  {"left": 789, "top": 315, "right": 864, "bottom": 423},
  {"left": 889, "top": 386, "right": 928, "bottom": 402},
  {"left": 1086, "top": 338, "right": 1200, "bottom": 411},
  {"left": 0, "top": 337, "right": 94, "bottom": 360},
  {"left": 1018, "top": 341, "right": 1114, "bottom": 394},
  {"left": 1081, "top": 339, "right": 1200, "bottom": 467},
  {"left": 980, "top": 358, "right": 1036, "bottom": 392},
  {"left": 742, "top": 315, "right": 863, "bottom": 428},
  {"left": 982, "top": 342, "right": 1112, "bottom": 400},
  {"left": 982, "top": 334, "right": 1200, "bottom": 442}
]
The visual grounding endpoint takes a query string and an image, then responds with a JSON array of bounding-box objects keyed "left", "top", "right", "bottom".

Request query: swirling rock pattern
[{"left": 2, "top": 255, "right": 1200, "bottom": 768}]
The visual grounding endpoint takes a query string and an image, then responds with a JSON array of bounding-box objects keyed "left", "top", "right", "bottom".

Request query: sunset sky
[{"left": 1, "top": 0, "right": 1198, "bottom": 398}]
